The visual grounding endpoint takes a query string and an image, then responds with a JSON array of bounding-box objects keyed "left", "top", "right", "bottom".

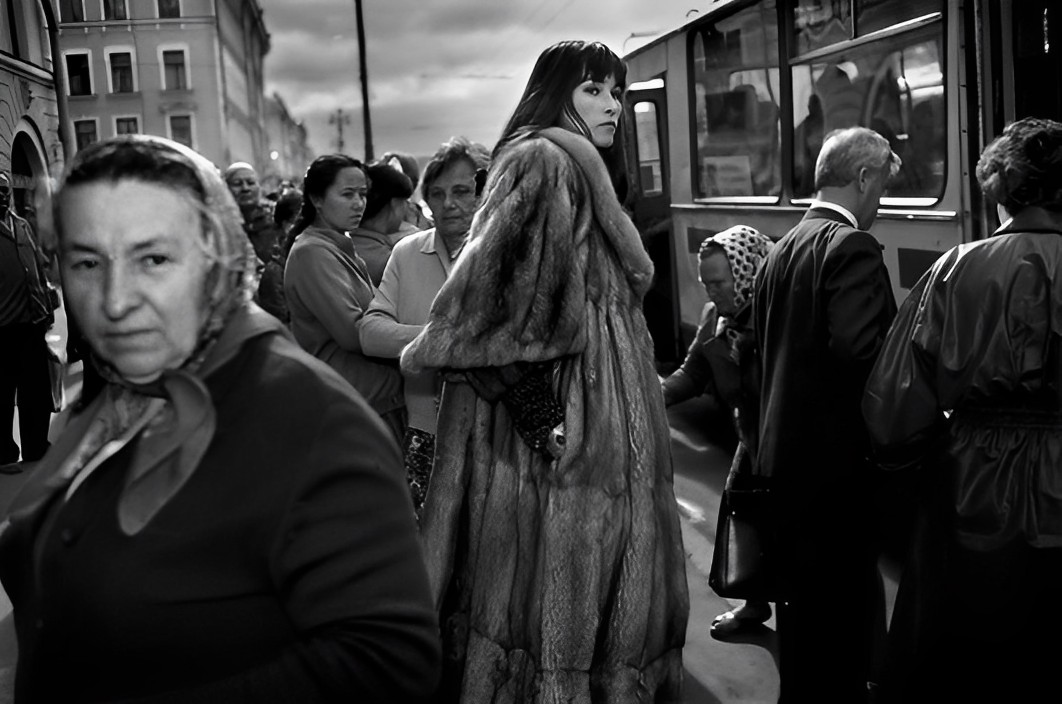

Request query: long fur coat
[{"left": 402, "top": 127, "right": 689, "bottom": 703}]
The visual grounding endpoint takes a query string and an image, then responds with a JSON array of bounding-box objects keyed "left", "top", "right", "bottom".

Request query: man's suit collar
[{"left": 803, "top": 200, "right": 859, "bottom": 229}]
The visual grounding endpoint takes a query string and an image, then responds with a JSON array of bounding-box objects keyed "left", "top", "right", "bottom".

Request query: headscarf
[
  {"left": 9, "top": 135, "right": 265, "bottom": 536},
  {"left": 698, "top": 225, "right": 773, "bottom": 311}
]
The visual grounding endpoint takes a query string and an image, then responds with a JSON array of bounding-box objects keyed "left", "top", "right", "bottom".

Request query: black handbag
[{"left": 708, "top": 474, "right": 780, "bottom": 601}]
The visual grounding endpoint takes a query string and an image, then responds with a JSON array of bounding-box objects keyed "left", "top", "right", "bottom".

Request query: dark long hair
[
  {"left": 289, "top": 154, "right": 367, "bottom": 238},
  {"left": 496, "top": 40, "right": 629, "bottom": 200}
]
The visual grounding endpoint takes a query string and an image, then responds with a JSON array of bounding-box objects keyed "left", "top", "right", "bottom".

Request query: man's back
[{"left": 754, "top": 207, "right": 896, "bottom": 485}]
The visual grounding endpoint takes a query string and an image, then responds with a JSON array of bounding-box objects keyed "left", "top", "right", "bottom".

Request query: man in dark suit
[
  {"left": 753, "top": 127, "right": 900, "bottom": 703},
  {"left": 0, "top": 172, "right": 55, "bottom": 470}
]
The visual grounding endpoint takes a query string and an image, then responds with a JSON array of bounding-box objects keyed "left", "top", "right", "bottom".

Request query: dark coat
[
  {"left": 0, "top": 327, "right": 439, "bottom": 703},
  {"left": 753, "top": 207, "right": 896, "bottom": 544},
  {"left": 863, "top": 228, "right": 1062, "bottom": 702}
]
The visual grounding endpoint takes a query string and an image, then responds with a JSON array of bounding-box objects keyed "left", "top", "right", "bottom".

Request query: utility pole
[
  {"left": 354, "top": 0, "right": 374, "bottom": 162},
  {"left": 329, "top": 107, "right": 351, "bottom": 153}
]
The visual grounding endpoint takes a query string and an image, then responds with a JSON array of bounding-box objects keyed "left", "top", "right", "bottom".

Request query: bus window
[
  {"left": 689, "top": 0, "right": 781, "bottom": 200},
  {"left": 856, "top": 0, "right": 943, "bottom": 36},
  {"left": 790, "top": 25, "right": 945, "bottom": 201},
  {"left": 794, "top": 0, "right": 852, "bottom": 55},
  {"left": 633, "top": 102, "right": 664, "bottom": 196}
]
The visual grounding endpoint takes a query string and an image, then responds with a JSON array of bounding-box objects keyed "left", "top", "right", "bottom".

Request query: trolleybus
[{"left": 623, "top": 0, "right": 1061, "bottom": 366}]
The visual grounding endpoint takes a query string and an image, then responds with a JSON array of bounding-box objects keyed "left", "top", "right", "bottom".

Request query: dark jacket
[
  {"left": 863, "top": 227, "right": 1062, "bottom": 702},
  {"left": 753, "top": 208, "right": 896, "bottom": 559},
  {"left": 0, "top": 329, "right": 439, "bottom": 703}
]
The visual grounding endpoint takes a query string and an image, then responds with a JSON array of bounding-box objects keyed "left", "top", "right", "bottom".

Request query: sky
[{"left": 256, "top": 0, "right": 711, "bottom": 165}]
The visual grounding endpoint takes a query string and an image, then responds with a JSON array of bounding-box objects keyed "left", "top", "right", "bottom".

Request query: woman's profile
[{"left": 402, "top": 40, "right": 688, "bottom": 702}]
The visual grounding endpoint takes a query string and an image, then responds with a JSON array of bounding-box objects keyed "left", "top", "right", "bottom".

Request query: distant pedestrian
[
  {"left": 380, "top": 150, "right": 433, "bottom": 236},
  {"left": 753, "top": 126, "right": 900, "bottom": 702},
  {"left": 0, "top": 135, "right": 439, "bottom": 702},
  {"left": 284, "top": 155, "right": 405, "bottom": 442},
  {"left": 402, "top": 39, "right": 688, "bottom": 703},
  {"left": 254, "top": 186, "right": 303, "bottom": 324},
  {"left": 350, "top": 161, "right": 414, "bottom": 286},
  {"left": 864, "top": 117, "right": 1062, "bottom": 703},
  {"left": 360, "top": 137, "right": 490, "bottom": 517},
  {"left": 223, "top": 162, "right": 282, "bottom": 264},
  {"left": 0, "top": 171, "right": 56, "bottom": 470}
]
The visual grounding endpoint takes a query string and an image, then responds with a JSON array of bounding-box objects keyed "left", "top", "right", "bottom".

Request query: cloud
[{"left": 258, "top": 0, "right": 703, "bottom": 160}]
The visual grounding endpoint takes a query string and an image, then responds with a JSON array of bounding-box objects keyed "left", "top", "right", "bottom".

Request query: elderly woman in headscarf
[
  {"left": 0, "top": 136, "right": 439, "bottom": 703},
  {"left": 660, "top": 225, "right": 775, "bottom": 637}
]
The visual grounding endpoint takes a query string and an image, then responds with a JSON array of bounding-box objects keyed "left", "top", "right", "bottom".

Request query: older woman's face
[
  {"left": 59, "top": 179, "right": 211, "bottom": 384},
  {"left": 699, "top": 250, "right": 737, "bottom": 317},
  {"left": 311, "top": 166, "right": 368, "bottom": 234},
  {"left": 425, "top": 158, "right": 478, "bottom": 241},
  {"left": 225, "top": 167, "right": 260, "bottom": 208},
  {"left": 562, "top": 74, "right": 623, "bottom": 148}
]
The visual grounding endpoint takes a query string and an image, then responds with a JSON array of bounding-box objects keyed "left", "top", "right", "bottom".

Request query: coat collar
[{"left": 804, "top": 200, "right": 859, "bottom": 229}]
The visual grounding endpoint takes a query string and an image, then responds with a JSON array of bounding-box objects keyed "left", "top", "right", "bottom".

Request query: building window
[
  {"left": 59, "top": 0, "right": 84, "bottom": 23},
  {"left": 158, "top": 0, "right": 181, "bottom": 18},
  {"left": 74, "top": 120, "right": 98, "bottom": 151},
  {"left": 115, "top": 117, "right": 139, "bottom": 135},
  {"left": 103, "top": 0, "right": 128, "bottom": 20},
  {"left": 66, "top": 53, "right": 92, "bottom": 96},
  {"left": 163, "top": 50, "right": 187, "bottom": 90},
  {"left": 169, "top": 115, "right": 193, "bottom": 148},
  {"left": 109, "top": 52, "right": 134, "bottom": 93}
]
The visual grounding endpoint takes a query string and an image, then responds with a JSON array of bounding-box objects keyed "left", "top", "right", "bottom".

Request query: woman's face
[
  {"left": 311, "top": 166, "right": 368, "bottom": 234},
  {"left": 59, "top": 179, "right": 211, "bottom": 384},
  {"left": 424, "top": 158, "right": 478, "bottom": 241},
  {"left": 561, "top": 74, "right": 623, "bottom": 148},
  {"left": 699, "top": 250, "right": 737, "bottom": 316},
  {"left": 225, "top": 167, "right": 260, "bottom": 208}
]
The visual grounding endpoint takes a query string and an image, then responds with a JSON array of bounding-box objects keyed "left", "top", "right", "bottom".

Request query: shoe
[{"left": 710, "top": 602, "right": 772, "bottom": 638}]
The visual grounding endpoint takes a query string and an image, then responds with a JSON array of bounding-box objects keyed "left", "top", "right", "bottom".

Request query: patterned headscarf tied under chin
[
  {"left": 698, "top": 225, "right": 774, "bottom": 311},
  {"left": 22, "top": 135, "right": 265, "bottom": 536}
]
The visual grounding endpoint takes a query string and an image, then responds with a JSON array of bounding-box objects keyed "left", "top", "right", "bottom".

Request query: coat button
[{"left": 60, "top": 528, "right": 76, "bottom": 546}]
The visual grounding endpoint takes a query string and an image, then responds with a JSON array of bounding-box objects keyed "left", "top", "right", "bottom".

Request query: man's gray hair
[{"left": 814, "top": 127, "right": 901, "bottom": 190}]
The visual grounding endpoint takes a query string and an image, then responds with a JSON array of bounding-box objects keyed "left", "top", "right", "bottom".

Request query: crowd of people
[{"left": 1, "top": 34, "right": 1060, "bottom": 704}]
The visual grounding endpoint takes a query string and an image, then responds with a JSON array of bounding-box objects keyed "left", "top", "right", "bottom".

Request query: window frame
[
  {"left": 158, "top": 44, "right": 191, "bottom": 91},
  {"left": 685, "top": 0, "right": 784, "bottom": 202},
  {"left": 101, "top": 0, "right": 128, "bottom": 21},
  {"left": 157, "top": 0, "right": 182, "bottom": 19},
  {"left": 59, "top": 0, "right": 86, "bottom": 23},
  {"left": 105, "top": 46, "right": 138, "bottom": 94},
  {"left": 73, "top": 118, "right": 100, "bottom": 152},
  {"left": 113, "top": 114, "right": 141, "bottom": 136},
  {"left": 63, "top": 49, "right": 94, "bottom": 97},
  {"left": 167, "top": 113, "right": 196, "bottom": 150}
]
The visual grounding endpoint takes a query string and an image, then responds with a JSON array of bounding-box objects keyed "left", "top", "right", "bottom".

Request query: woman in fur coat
[{"left": 401, "top": 40, "right": 689, "bottom": 703}]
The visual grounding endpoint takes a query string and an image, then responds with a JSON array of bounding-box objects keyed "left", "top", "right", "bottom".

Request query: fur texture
[{"left": 404, "top": 129, "right": 687, "bottom": 703}]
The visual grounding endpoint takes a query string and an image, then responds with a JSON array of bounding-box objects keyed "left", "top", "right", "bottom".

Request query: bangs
[{"left": 581, "top": 43, "right": 627, "bottom": 89}]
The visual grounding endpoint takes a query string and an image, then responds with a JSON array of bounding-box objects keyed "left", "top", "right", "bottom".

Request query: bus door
[
  {"left": 628, "top": 84, "right": 681, "bottom": 370},
  {"left": 1000, "top": 0, "right": 1061, "bottom": 123}
]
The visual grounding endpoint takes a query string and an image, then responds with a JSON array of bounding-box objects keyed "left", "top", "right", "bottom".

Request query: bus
[{"left": 623, "top": 0, "right": 1061, "bottom": 367}]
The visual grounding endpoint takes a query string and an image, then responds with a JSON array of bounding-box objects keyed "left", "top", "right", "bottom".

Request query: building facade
[
  {"left": 1, "top": 0, "right": 64, "bottom": 216},
  {"left": 57, "top": 0, "right": 271, "bottom": 171},
  {"left": 262, "top": 91, "right": 312, "bottom": 192}
]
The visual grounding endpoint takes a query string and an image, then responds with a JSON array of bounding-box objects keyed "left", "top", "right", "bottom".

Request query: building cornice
[{"left": 0, "top": 53, "right": 54, "bottom": 86}]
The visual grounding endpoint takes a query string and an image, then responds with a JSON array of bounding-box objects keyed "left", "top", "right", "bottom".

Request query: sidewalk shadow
[
  {"left": 709, "top": 623, "right": 780, "bottom": 673},
  {"left": 682, "top": 667, "right": 724, "bottom": 704}
]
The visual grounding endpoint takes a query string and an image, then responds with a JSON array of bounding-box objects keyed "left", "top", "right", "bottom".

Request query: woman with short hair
[{"left": 864, "top": 117, "right": 1062, "bottom": 703}]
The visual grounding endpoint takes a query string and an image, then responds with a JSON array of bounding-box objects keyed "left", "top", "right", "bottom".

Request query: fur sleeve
[{"left": 402, "top": 138, "right": 589, "bottom": 373}]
